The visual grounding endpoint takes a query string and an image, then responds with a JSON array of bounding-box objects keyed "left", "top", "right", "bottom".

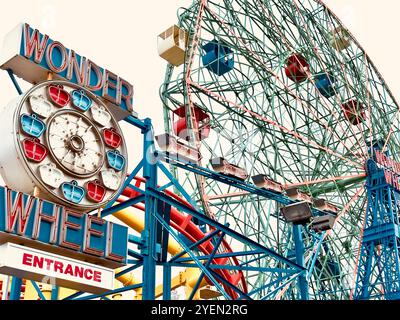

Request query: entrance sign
[
  {"left": 0, "top": 242, "right": 114, "bottom": 294},
  {"left": 0, "top": 186, "right": 128, "bottom": 268},
  {"left": 0, "top": 23, "right": 135, "bottom": 120}
]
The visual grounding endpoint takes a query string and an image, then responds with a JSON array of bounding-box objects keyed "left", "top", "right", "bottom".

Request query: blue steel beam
[
  {"left": 260, "top": 273, "right": 303, "bottom": 300},
  {"left": 169, "top": 228, "right": 222, "bottom": 262},
  {"left": 188, "top": 232, "right": 225, "bottom": 300},
  {"left": 30, "top": 281, "right": 47, "bottom": 301},
  {"left": 7, "top": 69, "right": 23, "bottom": 95},
  {"left": 101, "top": 195, "right": 145, "bottom": 218},
  {"left": 129, "top": 234, "right": 142, "bottom": 245},
  {"left": 163, "top": 262, "right": 301, "bottom": 274},
  {"left": 102, "top": 159, "right": 144, "bottom": 211},
  {"left": 293, "top": 225, "right": 309, "bottom": 300},
  {"left": 158, "top": 162, "right": 203, "bottom": 211},
  {"left": 207, "top": 268, "right": 252, "bottom": 300},
  {"left": 306, "top": 233, "right": 326, "bottom": 281},
  {"left": 148, "top": 187, "right": 305, "bottom": 271},
  {"left": 115, "top": 262, "right": 143, "bottom": 278},
  {"left": 51, "top": 286, "right": 59, "bottom": 300},
  {"left": 163, "top": 264, "right": 171, "bottom": 300},
  {"left": 9, "top": 277, "right": 22, "bottom": 300},
  {"left": 128, "top": 249, "right": 143, "bottom": 260},
  {"left": 124, "top": 115, "right": 148, "bottom": 132},
  {"left": 154, "top": 211, "right": 236, "bottom": 300},
  {"left": 141, "top": 118, "right": 158, "bottom": 300}
]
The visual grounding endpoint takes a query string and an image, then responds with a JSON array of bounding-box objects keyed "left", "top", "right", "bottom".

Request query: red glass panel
[
  {"left": 342, "top": 100, "right": 366, "bottom": 125},
  {"left": 103, "top": 128, "right": 122, "bottom": 149},
  {"left": 285, "top": 54, "right": 309, "bottom": 83},
  {"left": 48, "top": 85, "right": 70, "bottom": 107},
  {"left": 22, "top": 138, "right": 47, "bottom": 162},
  {"left": 86, "top": 180, "right": 106, "bottom": 203}
]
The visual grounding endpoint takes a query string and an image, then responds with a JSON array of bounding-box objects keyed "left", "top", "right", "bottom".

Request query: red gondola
[
  {"left": 285, "top": 54, "right": 310, "bottom": 83},
  {"left": 342, "top": 100, "right": 366, "bottom": 125},
  {"left": 173, "top": 105, "right": 211, "bottom": 141}
]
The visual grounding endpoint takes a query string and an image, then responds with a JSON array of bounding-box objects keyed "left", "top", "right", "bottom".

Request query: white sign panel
[{"left": 0, "top": 243, "right": 114, "bottom": 294}]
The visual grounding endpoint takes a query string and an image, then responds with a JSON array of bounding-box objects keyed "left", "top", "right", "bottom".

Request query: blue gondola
[
  {"left": 62, "top": 180, "right": 85, "bottom": 204},
  {"left": 202, "top": 40, "right": 234, "bottom": 76},
  {"left": 71, "top": 90, "right": 92, "bottom": 112},
  {"left": 20, "top": 114, "right": 46, "bottom": 138},
  {"left": 107, "top": 150, "right": 126, "bottom": 171},
  {"left": 315, "top": 73, "right": 336, "bottom": 98}
]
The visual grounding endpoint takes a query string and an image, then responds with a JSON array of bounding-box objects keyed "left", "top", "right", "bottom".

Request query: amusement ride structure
[{"left": 0, "top": 0, "right": 400, "bottom": 300}]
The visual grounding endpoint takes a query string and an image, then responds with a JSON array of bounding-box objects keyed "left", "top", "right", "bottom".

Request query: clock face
[
  {"left": 14, "top": 80, "right": 128, "bottom": 211},
  {"left": 47, "top": 110, "right": 104, "bottom": 177}
]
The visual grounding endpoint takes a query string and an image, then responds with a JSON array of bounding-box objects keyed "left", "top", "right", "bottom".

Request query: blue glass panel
[
  {"left": 62, "top": 181, "right": 85, "bottom": 204},
  {"left": 71, "top": 90, "right": 92, "bottom": 112},
  {"left": 315, "top": 73, "right": 336, "bottom": 98},
  {"left": 202, "top": 40, "right": 234, "bottom": 76},
  {"left": 20, "top": 114, "right": 46, "bottom": 138},
  {"left": 107, "top": 150, "right": 126, "bottom": 172}
]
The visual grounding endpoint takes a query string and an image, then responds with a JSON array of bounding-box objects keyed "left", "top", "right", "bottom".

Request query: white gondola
[
  {"left": 314, "top": 198, "right": 339, "bottom": 215},
  {"left": 91, "top": 104, "right": 111, "bottom": 127},
  {"left": 158, "top": 25, "right": 189, "bottom": 66},
  {"left": 285, "top": 187, "right": 313, "bottom": 204},
  {"left": 100, "top": 168, "right": 121, "bottom": 191},
  {"left": 251, "top": 174, "right": 284, "bottom": 193},
  {"left": 329, "top": 26, "right": 351, "bottom": 51},
  {"left": 29, "top": 95, "right": 52, "bottom": 118},
  {"left": 156, "top": 133, "right": 200, "bottom": 164},
  {"left": 210, "top": 157, "right": 248, "bottom": 181},
  {"left": 280, "top": 201, "right": 313, "bottom": 225},
  {"left": 311, "top": 215, "right": 336, "bottom": 233},
  {"left": 39, "top": 164, "right": 64, "bottom": 189}
]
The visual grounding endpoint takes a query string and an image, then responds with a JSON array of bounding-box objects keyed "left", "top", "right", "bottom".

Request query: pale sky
[{"left": 0, "top": 0, "right": 398, "bottom": 168}]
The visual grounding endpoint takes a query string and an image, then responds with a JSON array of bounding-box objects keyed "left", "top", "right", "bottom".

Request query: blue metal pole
[
  {"left": 30, "top": 281, "right": 47, "bottom": 300},
  {"left": 163, "top": 264, "right": 171, "bottom": 300},
  {"left": 9, "top": 277, "right": 22, "bottom": 300},
  {"left": 142, "top": 118, "right": 158, "bottom": 300},
  {"left": 51, "top": 285, "right": 59, "bottom": 300},
  {"left": 7, "top": 69, "right": 23, "bottom": 95},
  {"left": 293, "top": 225, "right": 309, "bottom": 300}
]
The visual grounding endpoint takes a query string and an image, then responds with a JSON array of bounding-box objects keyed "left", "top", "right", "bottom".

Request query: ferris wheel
[{"left": 157, "top": 0, "right": 400, "bottom": 299}]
